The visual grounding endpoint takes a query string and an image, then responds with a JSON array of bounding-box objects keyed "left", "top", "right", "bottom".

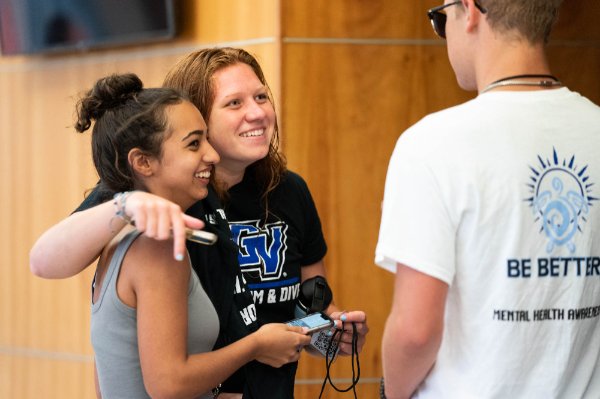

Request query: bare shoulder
[
  {"left": 117, "top": 234, "right": 190, "bottom": 307},
  {"left": 126, "top": 235, "right": 189, "bottom": 276}
]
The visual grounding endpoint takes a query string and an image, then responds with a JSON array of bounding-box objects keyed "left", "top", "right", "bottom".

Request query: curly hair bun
[{"left": 75, "top": 73, "right": 144, "bottom": 132}]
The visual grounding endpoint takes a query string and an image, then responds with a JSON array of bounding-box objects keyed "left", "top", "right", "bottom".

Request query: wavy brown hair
[{"left": 163, "top": 47, "right": 287, "bottom": 211}]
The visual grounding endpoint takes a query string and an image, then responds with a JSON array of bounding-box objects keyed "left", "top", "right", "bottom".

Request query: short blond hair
[{"left": 478, "top": 0, "right": 563, "bottom": 43}]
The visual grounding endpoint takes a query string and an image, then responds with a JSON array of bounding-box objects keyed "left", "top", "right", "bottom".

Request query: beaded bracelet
[
  {"left": 211, "top": 383, "right": 222, "bottom": 397},
  {"left": 113, "top": 191, "right": 134, "bottom": 223},
  {"left": 109, "top": 191, "right": 134, "bottom": 232}
]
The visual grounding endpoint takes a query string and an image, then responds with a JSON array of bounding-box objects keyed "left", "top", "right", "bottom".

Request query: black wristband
[{"left": 380, "top": 377, "right": 387, "bottom": 399}]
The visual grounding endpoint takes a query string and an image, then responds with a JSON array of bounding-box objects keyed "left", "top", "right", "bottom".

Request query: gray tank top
[{"left": 91, "top": 230, "right": 219, "bottom": 398}]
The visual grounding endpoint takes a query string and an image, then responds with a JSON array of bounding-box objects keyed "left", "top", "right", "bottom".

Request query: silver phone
[
  {"left": 185, "top": 228, "right": 218, "bottom": 245},
  {"left": 286, "top": 312, "right": 334, "bottom": 334}
]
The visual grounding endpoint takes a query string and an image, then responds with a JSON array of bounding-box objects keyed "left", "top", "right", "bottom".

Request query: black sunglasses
[{"left": 427, "top": 1, "right": 487, "bottom": 39}]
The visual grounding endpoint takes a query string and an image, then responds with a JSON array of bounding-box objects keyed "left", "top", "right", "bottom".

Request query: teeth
[
  {"left": 240, "top": 129, "right": 264, "bottom": 137},
  {"left": 195, "top": 171, "right": 211, "bottom": 179}
]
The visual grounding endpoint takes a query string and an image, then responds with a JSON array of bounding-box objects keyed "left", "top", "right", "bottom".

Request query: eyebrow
[
  {"left": 220, "top": 86, "right": 267, "bottom": 100},
  {"left": 181, "top": 130, "right": 204, "bottom": 141}
]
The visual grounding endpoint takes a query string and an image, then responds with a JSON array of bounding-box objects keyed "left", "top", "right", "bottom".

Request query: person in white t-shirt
[{"left": 376, "top": 1, "right": 600, "bottom": 398}]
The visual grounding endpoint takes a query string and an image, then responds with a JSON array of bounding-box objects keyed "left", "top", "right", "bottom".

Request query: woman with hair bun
[{"left": 75, "top": 73, "right": 309, "bottom": 398}]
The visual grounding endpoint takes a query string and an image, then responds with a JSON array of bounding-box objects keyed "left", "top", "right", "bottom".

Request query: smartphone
[
  {"left": 185, "top": 228, "right": 218, "bottom": 245},
  {"left": 287, "top": 312, "right": 334, "bottom": 333}
]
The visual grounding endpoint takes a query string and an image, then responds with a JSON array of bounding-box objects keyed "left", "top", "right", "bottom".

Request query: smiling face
[
  {"left": 148, "top": 100, "right": 219, "bottom": 210},
  {"left": 207, "top": 62, "right": 276, "bottom": 185}
]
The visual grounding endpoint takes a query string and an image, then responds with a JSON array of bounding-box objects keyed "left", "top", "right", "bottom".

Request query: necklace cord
[
  {"left": 481, "top": 74, "right": 562, "bottom": 94},
  {"left": 489, "top": 74, "right": 559, "bottom": 85}
]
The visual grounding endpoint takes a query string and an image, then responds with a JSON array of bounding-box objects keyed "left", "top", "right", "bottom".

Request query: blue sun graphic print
[{"left": 526, "top": 148, "right": 598, "bottom": 253}]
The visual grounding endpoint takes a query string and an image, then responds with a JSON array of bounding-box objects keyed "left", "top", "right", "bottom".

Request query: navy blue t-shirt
[{"left": 226, "top": 170, "right": 328, "bottom": 323}]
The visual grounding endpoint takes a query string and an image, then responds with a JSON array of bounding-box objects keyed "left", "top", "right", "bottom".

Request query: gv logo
[{"left": 230, "top": 220, "right": 288, "bottom": 281}]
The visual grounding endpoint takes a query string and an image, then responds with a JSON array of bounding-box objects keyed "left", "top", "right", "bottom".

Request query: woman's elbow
[
  {"left": 144, "top": 372, "right": 207, "bottom": 399},
  {"left": 144, "top": 381, "right": 181, "bottom": 399},
  {"left": 29, "top": 245, "right": 51, "bottom": 278}
]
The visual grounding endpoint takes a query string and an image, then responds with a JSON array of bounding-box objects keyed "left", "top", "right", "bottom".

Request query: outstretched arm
[
  {"left": 381, "top": 263, "right": 448, "bottom": 399},
  {"left": 30, "top": 200, "right": 124, "bottom": 279},
  {"left": 29, "top": 191, "right": 204, "bottom": 279}
]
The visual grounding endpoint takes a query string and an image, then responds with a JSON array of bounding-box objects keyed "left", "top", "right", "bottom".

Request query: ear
[
  {"left": 128, "top": 148, "right": 155, "bottom": 177},
  {"left": 463, "top": 0, "right": 482, "bottom": 34}
]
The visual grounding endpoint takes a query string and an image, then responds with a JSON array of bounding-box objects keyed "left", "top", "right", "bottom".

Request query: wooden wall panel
[
  {"left": 548, "top": 46, "right": 600, "bottom": 104},
  {"left": 552, "top": 0, "right": 600, "bottom": 41},
  {"left": 0, "top": 355, "right": 95, "bottom": 399},
  {"left": 282, "top": 0, "right": 431, "bottom": 38},
  {"left": 181, "top": 0, "right": 279, "bottom": 42},
  {"left": 549, "top": 1, "right": 600, "bottom": 103}
]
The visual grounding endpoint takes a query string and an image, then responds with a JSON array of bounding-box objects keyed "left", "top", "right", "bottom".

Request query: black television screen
[{"left": 0, "top": 0, "right": 176, "bottom": 55}]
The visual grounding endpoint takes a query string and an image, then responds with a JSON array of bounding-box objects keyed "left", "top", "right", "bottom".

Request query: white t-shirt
[{"left": 376, "top": 88, "right": 600, "bottom": 398}]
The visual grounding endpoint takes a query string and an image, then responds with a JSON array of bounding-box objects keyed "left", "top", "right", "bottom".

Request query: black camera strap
[{"left": 318, "top": 321, "right": 361, "bottom": 398}]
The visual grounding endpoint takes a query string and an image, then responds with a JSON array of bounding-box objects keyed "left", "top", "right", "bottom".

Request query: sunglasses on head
[{"left": 427, "top": 1, "right": 487, "bottom": 39}]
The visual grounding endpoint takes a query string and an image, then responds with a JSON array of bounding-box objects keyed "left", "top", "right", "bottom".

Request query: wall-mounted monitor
[{"left": 0, "top": 0, "right": 176, "bottom": 56}]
